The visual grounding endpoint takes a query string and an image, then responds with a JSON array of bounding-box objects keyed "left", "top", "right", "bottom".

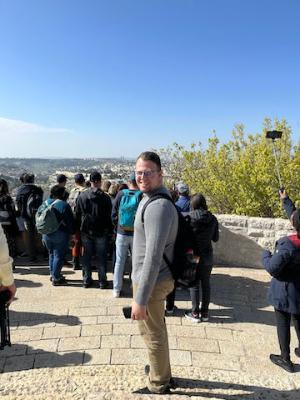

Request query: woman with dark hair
[
  {"left": 185, "top": 193, "right": 219, "bottom": 323},
  {"left": 42, "top": 185, "right": 75, "bottom": 285},
  {"left": 0, "top": 179, "right": 18, "bottom": 260},
  {"left": 262, "top": 191, "right": 300, "bottom": 373}
]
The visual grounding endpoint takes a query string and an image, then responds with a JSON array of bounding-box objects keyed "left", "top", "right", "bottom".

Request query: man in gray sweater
[{"left": 131, "top": 151, "right": 178, "bottom": 394}]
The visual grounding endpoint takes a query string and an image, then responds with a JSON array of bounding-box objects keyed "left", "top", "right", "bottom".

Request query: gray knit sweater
[{"left": 132, "top": 186, "right": 178, "bottom": 306}]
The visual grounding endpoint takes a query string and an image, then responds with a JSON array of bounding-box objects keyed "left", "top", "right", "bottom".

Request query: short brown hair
[{"left": 136, "top": 151, "right": 161, "bottom": 170}]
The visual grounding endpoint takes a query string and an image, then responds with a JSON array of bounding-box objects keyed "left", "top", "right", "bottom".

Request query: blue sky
[{"left": 0, "top": 0, "right": 299, "bottom": 158}]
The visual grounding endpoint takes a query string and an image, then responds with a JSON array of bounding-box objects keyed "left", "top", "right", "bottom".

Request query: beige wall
[{"left": 213, "top": 214, "right": 293, "bottom": 268}]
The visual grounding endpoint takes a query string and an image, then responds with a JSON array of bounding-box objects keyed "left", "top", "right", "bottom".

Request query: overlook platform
[{"left": 1, "top": 261, "right": 300, "bottom": 399}]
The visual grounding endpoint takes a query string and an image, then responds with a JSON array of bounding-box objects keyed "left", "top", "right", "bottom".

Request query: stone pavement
[{"left": 0, "top": 261, "right": 300, "bottom": 399}]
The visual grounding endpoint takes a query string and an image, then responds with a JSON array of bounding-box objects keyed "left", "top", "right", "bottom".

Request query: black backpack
[
  {"left": 141, "top": 193, "right": 199, "bottom": 287},
  {"left": 20, "top": 188, "right": 43, "bottom": 220}
]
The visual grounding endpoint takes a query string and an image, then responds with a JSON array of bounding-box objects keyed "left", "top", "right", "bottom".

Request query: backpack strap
[
  {"left": 141, "top": 193, "right": 173, "bottom": 224},
  {"left": 141, "top": 192, "right": 177, "bottom": 270}
]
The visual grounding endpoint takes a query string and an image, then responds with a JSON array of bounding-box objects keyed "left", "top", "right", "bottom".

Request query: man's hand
[
  {"left": 131, "top": 301, "right": 147, "bottom": 320},
  {"left": 0, "top": 283, "right": 17, "bottom": 305},
  {"left": 279, "top": 189, "right": 288, "bottom": 200}
]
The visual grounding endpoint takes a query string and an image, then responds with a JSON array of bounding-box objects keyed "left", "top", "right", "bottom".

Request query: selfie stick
[
  {"left": 271, "top": 139, "right": 283, "bottom": 188},
  {"left": 266, "top": 131, "right": 283, "bottom": 190}
]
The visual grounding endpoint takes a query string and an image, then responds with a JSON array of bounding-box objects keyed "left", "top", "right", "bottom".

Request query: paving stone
[
  {"left": 25, "top": 339, "right": 59, "bottom": 354},
  {"left": 17, "top": 321, "right": 56, "bottom": 329},
  {"left": 4, "top": 355, "right": 35, "bottom": 372},
  {"left": 68, "top": 306, "right": 107, "bottom": 316},
  {"left": 0, "top": 343, "right": 27, "bottom": 358},
  {"left": 43, "top": 325, "right": 81, "bottom": 339},
  {"left": 192, "top": 351, "right": 240, "bottom": 371},
  {"left": 106, "top": 305, "right": 124, "bottom": 315},
  {"left": 58, "top": 336, "right": 100, "bottom": 352},
  {"left": 54, "top": 316, "right": 83, "bottom": 326},
  {"left": 205, "top": 327, "right": 233, "bottom": 341},
  {"left": 11, "top": 328, "right": 44, "bottom": 342},
  {"left": 239, "top": 355, "right": 287, "bottom": 377},
  {"left": 178, "top": 337, "right": 219, "bottom": 353},
  {"left": 130, "top": 334, "right": 177, "bottom": 350},
  {"left": 4, "top": 263, "right": 300, "bottom": 396},
  {"left": 113, "top": 323, "right": 139, "bottom": 335},
  {"left": 98, "top": 315, "right": 129, "bottom": 324},
  {"left": 170, "top": 350, "right": 192, "bottom": 366},
  {"left": 111, "top": 348, "right": 148, "bottom": 365},
  {"left": 78, "top": 316, "right": 98, "bottom": 325},
  {"left": 219, "top": 340, "right": 245, "bottom": 356},
  {"left": 83, "top": 349, "right": 111, "bottom": 365},
  {"left": 167, "top": 325, "right": 206, "bottom": 338},
  {"left": 81, "top": 324, "right": 112, "bottom": 336},
  {"left": 101, "top": 335, "right": 131, "bottom": 349},
  {"left": 34, "top": 351, "right": 85, "bottom": 368},
  {"left": 165, "top": 316, "right": 182, "bottom": 325}
]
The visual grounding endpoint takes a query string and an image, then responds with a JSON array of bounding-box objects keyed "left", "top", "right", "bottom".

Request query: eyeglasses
[{"left": 135, "top": 169, "right": 159, "bottom": 178}]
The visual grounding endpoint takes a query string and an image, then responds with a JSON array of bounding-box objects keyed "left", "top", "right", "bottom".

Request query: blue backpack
[{"left": 119, "top": 189, "right": 142, "bottom": 231}]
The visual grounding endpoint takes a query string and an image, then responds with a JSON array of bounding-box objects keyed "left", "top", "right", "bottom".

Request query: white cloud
[
  {"left": 0, "top": 117, "right": 73, "bottom": 136},
  {"left": 0, "top": 117, "right": 75, "bottom": 157}
]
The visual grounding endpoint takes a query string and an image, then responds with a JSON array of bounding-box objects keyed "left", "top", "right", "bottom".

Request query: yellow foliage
[{"left": 158, "top": 118, "right": 300, "bottom": 217}]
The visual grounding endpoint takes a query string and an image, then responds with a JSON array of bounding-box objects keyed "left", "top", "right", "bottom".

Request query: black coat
[
  {"left": 76, "top": 188, "right": 113, "bottom": 237},
  {"left": 262, "top": 234, "right": 300, "bottom": 314},
  {"left": 189, "top": 208, "right": 219, "bottom": 265}
]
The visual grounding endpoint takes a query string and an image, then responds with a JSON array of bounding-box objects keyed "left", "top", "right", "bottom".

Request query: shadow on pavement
[
  {"left": 137, "top": 377, "right": 300, "bottom": 399},
  {"left": 169, "top": 269, "right": 276, "bottom": 326},
  {"left": 1, "top": 346, "right": 91, "bottom": 372},
  {"left": 10, "top": 310, "right": 80, "bottom": 327},
  {"left": 14, "top": 278, "right": 43, "bottom": 288}
]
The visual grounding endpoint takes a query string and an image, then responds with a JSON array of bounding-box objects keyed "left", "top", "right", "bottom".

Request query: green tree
[{"left": 159, "top": 118, "right": 300, "bottom": 217}]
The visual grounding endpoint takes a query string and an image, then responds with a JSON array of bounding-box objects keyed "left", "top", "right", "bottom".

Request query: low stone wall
[{"left": 213, "top": 214, "right": 294, "bottom": 268}]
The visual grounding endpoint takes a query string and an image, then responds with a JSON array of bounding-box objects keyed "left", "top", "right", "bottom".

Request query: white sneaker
[{"left": 113, "top": 290, "right": 120, "bottom": 298}]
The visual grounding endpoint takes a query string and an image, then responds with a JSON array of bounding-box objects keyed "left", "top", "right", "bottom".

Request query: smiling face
[{"left": 135, "top": 157, "right": 163, "bottom": 193}]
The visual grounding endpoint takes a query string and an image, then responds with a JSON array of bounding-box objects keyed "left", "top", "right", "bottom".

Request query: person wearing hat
[
  {"left": 262, "top": 190, "right": 300, "bottom": 373},
  {"left": 76, "top": 171, "right": 113, "bottom": 288},
  {"left": 175, "top": 182, "right": 190, "bottom": 212},
  {"left": 111, "top": 172, "right": 141, "bottom": 297},
  {"left": 68, "top": 173, "right": 86, "bottom": 270},
  {"left": 56, "top": 174, "right": 69, "bottom": 201}
]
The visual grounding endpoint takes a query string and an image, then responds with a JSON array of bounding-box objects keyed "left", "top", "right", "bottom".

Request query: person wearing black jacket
[
  {"left": 262, "top": 190, "right": 300, "bottom": 373},
  {"left": 184, "top": 193, "right": 219, "bottom": 323},
  {"left": 16, "top": 173, "right": 43, "bottom": 262},
  {"left": 0, "top": 179, "right": 18, "bottom": 260},
  {"left": 76, "top": 171, "right": 113, "bottom": 288}
]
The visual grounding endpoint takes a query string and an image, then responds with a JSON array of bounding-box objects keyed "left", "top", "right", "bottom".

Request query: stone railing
[{"left": 213, "top": 214, "right": 294, "bottom": 268}]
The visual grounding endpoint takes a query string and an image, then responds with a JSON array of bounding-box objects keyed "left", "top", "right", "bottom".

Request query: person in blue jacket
[
  {"left": 262, "top": 190, "right": 300, "bottom": 373},
  {"left": 43, "top": 185, "right": 75, "bottom": 286},
  {"left": 175, "top": 182, "right": 190, "bottom": 212}
]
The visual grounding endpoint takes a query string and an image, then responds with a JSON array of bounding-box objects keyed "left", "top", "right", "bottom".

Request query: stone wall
[{"left": 213, "top": 214, "right": 294, "bottom": 268}]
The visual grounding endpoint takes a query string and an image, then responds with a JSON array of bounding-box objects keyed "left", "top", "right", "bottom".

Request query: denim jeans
[
  {"left": 43, "top": 230, "right": 69, "bottom": 281},
  {"left": 189, "top": 264, "right": 213, "bottom": 314},
  {"left": 113, "top": 233, "right": 133, "bottom": 292},
  {"left": 81, "top": 234, "right": 108, "bottom": 284}
]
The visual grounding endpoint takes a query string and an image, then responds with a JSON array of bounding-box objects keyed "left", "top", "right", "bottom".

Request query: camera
[
  {"left": 266, "top": 130, "right": 282, "bottom": 140},
  {"left": 0, "top": 290, "right": 11, "bottom": 349}
]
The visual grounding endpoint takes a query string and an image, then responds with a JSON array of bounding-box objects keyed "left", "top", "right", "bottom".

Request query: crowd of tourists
[{"left": 0, "top": 150, "right": 300, "bottom": 392}]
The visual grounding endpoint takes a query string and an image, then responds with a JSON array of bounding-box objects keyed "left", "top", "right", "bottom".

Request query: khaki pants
[{"left": 133, "top": 279, "right": 174, "bottom": 393}]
